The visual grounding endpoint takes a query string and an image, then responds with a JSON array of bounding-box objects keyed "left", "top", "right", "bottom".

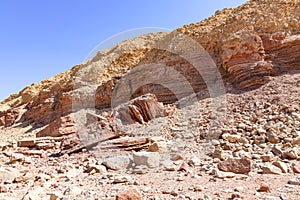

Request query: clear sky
[{"left": 0, "top": 0, "right": 247, "bottom": 101}]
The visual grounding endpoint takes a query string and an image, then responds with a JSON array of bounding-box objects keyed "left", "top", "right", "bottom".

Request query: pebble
[
  {"left": 132, "top": 165, "right": 149, "bottom": 174},
  {"left": 234, "top": 186, "right": 245, "bottom": 192},
  {"left": 86, "top": 164, "right": 107, "bottom": 174},
  {"left": 113, "top": 176, "right": 131, "bottom": 184},
  {"left": 0, "top": 185, "right": 8, "bottom": 193},
  {"left": 288, "top": 177, "right": 300, "bottom": 185},
  {"left": 161, "top": 160, "right": 177, "bottom": 171},
  {"left": 188, "top": 156, "right": 201, "bottom": 167},
  {"left": 259, "top": 182, "right": 271, "bottom": 192},
  {"left": 292, "top": 164, "right": 300, "bottom": 173},
  {"left": 10, "top": 153, "right": 25, "bottom": 163},
  {"left": 64, "top": 186, "right": 83, "bottom": 196},
  {"left": 49, "top": 192, "right": 65, "bottom": 200},
  {"left": 212, "top": 169, "right": 236, "bottom": 179}
]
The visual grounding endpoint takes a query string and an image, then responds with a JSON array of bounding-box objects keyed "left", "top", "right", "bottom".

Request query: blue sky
[{"left": 0, "top": 0, "right": 247, "bottom": 101}]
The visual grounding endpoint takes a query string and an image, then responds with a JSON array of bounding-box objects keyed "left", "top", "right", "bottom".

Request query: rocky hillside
[
  {"left": 0, "top": 0, "right": 300, "bottom": 199},
  {"left": 1, "top": 0, "right": 300, "bottom": 131}
]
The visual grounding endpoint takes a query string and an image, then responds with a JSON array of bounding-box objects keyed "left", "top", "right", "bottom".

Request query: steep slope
[{"left": 1, "top": 0, "right": 300, "bottom": 136}]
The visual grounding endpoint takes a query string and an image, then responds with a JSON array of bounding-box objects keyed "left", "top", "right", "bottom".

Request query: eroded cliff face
[{"left": 1, "top": 0, "right": 300, "bottom": 132}]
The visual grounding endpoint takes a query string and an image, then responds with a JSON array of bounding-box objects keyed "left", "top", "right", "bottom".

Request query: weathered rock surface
[
  {"left": 133, "top": 152, "right": 160, "bottom": 168},
  {"left": 1, "top": 0, "right": 300, "bottom": 136},
  {"left": 217, "top": 158, "right": 251, "bottom": 174},
  {"left": 0, "top": 1, "right": 300, "bottom": 199},
  {"left": 102, "top": 156, "right": 132, "bottom": 170},
  {"left": 116, "top": 188, "right": 142, "bottom": 200}
]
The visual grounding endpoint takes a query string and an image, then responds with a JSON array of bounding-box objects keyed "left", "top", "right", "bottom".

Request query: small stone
[
  {"left": 271, "top": 146, "right": 283, "bottom": 157},
  {"left": 292, "top": 164, "right": 300, "bottom": 173},
  {"left": 293, "top": 137, "right": 300, "bottom": 145},
  {"left": 231, "top": 192, "right": 243, "bottom": 199},
  {"left": 36, "top": 173, "right": 51, "bottom": 183},
  {"left": 217, "top": 158, "right": 251, "bottom": 174},
  {"left": 193, "top": 185, "right": 203, "bottom": 192},
  {"left": 222, "top": 133, "right": 241, "bottom": 143},
  {"left": 49, "top": 192, "right": 64, "bottom": 200},
  {"left": 261, "top": 154, "right": 273, "bottom": 162},
  {"left": 86, "top": 164, "right": 107, "bottom": 174},
  {"left": 133, "top": 152, "right": 160, "bottom": 168},
  {"left": 170, "top": 154, "right": 184, "bottom": 161},
  {"left": 212, "top": 169, "right": 236, "bottom": 179},
  {"left": 102, "top": 156, "right": 132, "bottom": 170},
  {"left": 162, "top": 160, "right": 176, "bottom": 171},
  {"left": 0, "top": 167, "right": 21, "bottom": 183},
  {"left": 170, "top": 190, "right": 179, "bottom": 197},
  {"left": 203, "top": 194, "right": 212, "bottom": 200},
  {"left": 266, "top": 132, "right": 279, "bottom": 143},
  {"left": 234, "top": 186, "right": 245, "bottom": 192},
  {"left": 17, "top": 138, "right": 36, "bottom": 147},
  {"left": 178, "top": 162, "right": 189, "bottom": 172},
  {"left": 259, "top": 182, "right": 271, "bottom": 192},
  {"left": 64, "top": 186, "right": 83, "bottom": 196},
  {"left": 188, "top": 157, "right": 201, "bottom": 167},
  {"left": 10, "top": 153, "right": 25, "bottom": 163},
  {"left": 283, "top": 149, "right": 298, "bottom": 159},
  {"left": 148, "top": 142, "right": 167, "bottom": 152},
  {"left": 257, "top": 128, "right": 267, "bottom": 134},
  {"left": 237, "top": 137, "right": 250, "bottom": 145},
  {"left": 25, "top": 187, "right": 45, "bottom": 200},
  {"left": 14, "top": 172, "right": 35, "bottom": 183},
  {"left": 288, "top": 177, "right": 300, "bottom": 185},
  {"left": 0, "top": 185, "right": 8, "bottom": 193},
  {"left": 272, "top": 161, "right": 288, "bottom": 173},
  {"left": 142, "top": 186, "right": 152, "bottom": 193},
  {"left": 213, "top": 147, "right": 228, "bottom": 160},
  {"left": 262, "top": 165, "right": 282, "bottom": 175},
  {"left": 113, "top": 176, "right": 131, "bottom": 184},
  {"left": 280, "top": 193, "right": 288, "bottom": 200},
  {"left": 116, "top": 188, "right": 141, "bottom": 200},
  {"left": 36, "top": 142, "right": 55, "bottom": 150},
  {"left": 132, "top": 165, "right": 148, "bottom": 174}
]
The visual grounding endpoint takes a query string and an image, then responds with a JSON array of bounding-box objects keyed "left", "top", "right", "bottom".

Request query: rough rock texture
[
  {"left": 1, "top": 0, "right": 300, "bottom": 133},
  {"left": 114, "top": 94, "right": 166, "bottom": 125},
  {"left": 36, "top": 115, "right": 76, "bottom": 138},
  {"left": 116, "top": 188, "right": 142, "bottom": 200},
  {"left": 0, "top": 1, "right": 300, "bottom": 198},
  {"left": 217, "top": 158, "right": 252, "bottom": 174}
]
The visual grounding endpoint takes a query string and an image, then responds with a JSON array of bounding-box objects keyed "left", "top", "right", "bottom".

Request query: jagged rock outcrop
[{"left": 1, "top": 0, "right": 300, "bottom": 136}]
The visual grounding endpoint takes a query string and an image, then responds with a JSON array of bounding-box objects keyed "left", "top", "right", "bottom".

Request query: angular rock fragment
[{"left": 217, "top": 158, "right": 251, "bottom": 174}]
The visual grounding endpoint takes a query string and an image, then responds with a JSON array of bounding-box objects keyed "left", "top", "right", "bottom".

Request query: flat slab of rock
[
  {"left": 217, "top": 158, "right": 251, "bottom": 174},
  {"left": 262, "top": 164, "right": 282, "bottom": 175},
  {"left": 133, "top": 152, "right": 160, "bottom": 168},
  {"left": 102, "top": 156, "right": 132, "bottom": 170}
]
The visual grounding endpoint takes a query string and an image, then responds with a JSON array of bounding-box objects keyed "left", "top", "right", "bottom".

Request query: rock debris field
[{"left": 0, "top": 0, "right": 300, "bottom": 199}]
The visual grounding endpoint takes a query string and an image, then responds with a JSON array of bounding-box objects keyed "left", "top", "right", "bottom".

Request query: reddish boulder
[
  {"left": 115, "top": 93, "right": 166, "bottom": 125},
  {"left": 217, "top": 158, "right": 251, "bottom": 174}
]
